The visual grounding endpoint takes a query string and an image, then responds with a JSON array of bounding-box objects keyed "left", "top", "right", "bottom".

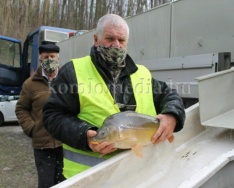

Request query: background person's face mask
[
  {"left": 41, "top": 59, "right": 59, "bottom": 73},
  {"left": 97, "top": 44, "right": 127, "bottom": 66}
]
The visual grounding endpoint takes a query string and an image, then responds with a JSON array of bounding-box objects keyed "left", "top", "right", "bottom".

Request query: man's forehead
[
  {"left": 41, "top": 52, "right": 58, "bottom": 58},
  {"left": 103, "top": 29, "right": 127, "bottom": 39},
  {"left": 41, "top": 52, "right": 57, "bottom": 55},
  {"left": 105, "top": 23, "right": 126, "bottom": 30}
]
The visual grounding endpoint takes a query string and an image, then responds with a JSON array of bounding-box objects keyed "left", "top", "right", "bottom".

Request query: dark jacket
[
  {"left": 15, "top": 67, "right": 62, "bottom": 149},
  {"left": 43, "top": 46, "right": 185, "bottom": 151}
]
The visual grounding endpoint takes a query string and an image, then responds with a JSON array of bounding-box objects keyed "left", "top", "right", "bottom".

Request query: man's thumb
[{"left": 87, "top": 130, "right": 97, "bottom": 138}]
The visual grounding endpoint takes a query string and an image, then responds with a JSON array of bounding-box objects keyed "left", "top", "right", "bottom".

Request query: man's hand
[
  {"left": 87, "top": 130, "right": 117, "bottom": 155},
  {"left": 152, "top": 114, "right": 176, "bottom": 144}
]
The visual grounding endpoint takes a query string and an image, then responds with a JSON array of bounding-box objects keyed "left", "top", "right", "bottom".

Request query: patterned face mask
[
  {"left": 41, "top": 59, "right": 59, "bottom": 73},
  {"left": 97, "top": 44, "right": 127, "bottom": 66}
]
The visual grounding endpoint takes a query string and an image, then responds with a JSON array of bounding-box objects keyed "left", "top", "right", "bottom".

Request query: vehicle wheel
[{"left": 0, "top": 113, "right": 4, "bottom": 126}]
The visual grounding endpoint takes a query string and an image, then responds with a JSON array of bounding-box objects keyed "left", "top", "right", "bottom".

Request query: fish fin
[
  {"left": 168, "top": 135, "right": 175, "bottom": 143},
  {"left": 131, "top": 144, "right": 143, "bottom": 158}
]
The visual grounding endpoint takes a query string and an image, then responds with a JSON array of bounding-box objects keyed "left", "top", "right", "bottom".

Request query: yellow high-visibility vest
[{"left": 63, "top": 56, "right": 156, "bottom": 178}]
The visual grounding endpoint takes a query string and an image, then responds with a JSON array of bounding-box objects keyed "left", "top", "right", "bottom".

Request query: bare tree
[
  {"left": 93, "top": 0, "right": 108, "bottom": 28},
  {"left": 60, "top": 0, "right": 67, "bottom": 27},
  {"left": 78, "top": 0, "right": 87, "bottom": 29},
  {"left": 116, "top": 0, "right": 125, "bottom": 17},
  {"left": 126, "top": 0, "right": 136, "bottom": 16},
  {"left": 89, "top": 0, "right": 95, "bottom": 28},
  {"left": 41, "top": 0, "right": 50, "bottom": 25},
  {"left": 51, "top": 0, "right": 60, "bottom": 26},
  {"left": 2, "top": 1, "right": 13, "bottom": 36}
]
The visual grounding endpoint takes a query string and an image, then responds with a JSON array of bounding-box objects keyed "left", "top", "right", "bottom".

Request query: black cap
[{"left": 39, "top": 43, "right": 60, "bottom": 54}]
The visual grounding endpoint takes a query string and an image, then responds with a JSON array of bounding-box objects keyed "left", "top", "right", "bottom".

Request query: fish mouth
[{"left": 90, "top": 141, "right": 99, "bottom": 145}]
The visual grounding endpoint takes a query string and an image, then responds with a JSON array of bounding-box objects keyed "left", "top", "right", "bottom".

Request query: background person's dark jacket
[{"left": 43, "top": 46, "right": 186, "bottom": 151}]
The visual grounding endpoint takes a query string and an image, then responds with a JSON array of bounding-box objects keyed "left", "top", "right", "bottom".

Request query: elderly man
[
  {"left": 15, "top": 43, "right": 66, "bottom": 188},
  {"left": 43, "top": 14, "right": 186, "bottom": 178}
]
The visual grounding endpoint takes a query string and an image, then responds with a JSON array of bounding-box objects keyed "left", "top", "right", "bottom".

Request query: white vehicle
[{"left": 0, "top": 95, "right": 19, "bottom": 126}]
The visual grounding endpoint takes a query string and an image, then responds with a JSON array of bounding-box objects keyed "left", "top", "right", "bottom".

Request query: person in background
[
  {"left": 15, "top": 43, "right": 66, "bottom": 188},
  {"left": 43, "top": 14, "right": 186, "bottom": 179}
]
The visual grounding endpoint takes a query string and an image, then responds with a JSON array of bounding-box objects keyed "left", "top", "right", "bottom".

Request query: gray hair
[{"left": 96, "top": 14, "right": 129, "bottom": 40}]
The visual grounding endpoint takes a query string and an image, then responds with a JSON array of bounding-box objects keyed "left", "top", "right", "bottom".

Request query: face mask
[
  {"left": 97, "top": 44, "right": 127, "bottom": 66},
  {"left": 41, "top": 59, "right": 59, "bottom": 73}
]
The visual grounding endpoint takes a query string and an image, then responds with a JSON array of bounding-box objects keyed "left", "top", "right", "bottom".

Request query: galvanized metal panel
[
  {"left": 200, "top": 161, "right": 234, "bottom": 188},
  {"left": 138, "top": 53, "right": 219, "bottom": 98},
  {"left": 58, "top": 4, "right": 171, "bottom": 65},
  {"left": 58, "top": 30, "right": 95, "bottom": 65},
  {"left": 58, "top": 0, "right": 234, "bottom": 65},
  {"left": 126, "top": 3, "right": 171, "bottom": 61},
  {"left": 171, "top": 0, "right": 234, "bottom": 61},
  {"left": 197, "top": 68, "right": 234, "bottom": 128}
]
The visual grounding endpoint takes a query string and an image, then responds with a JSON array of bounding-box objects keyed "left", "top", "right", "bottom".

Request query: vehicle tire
[{"left": 0, "top": 112, "right": 4, "bottom": 126}]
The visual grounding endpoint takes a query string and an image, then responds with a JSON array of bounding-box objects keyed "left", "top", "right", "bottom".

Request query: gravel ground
[{"left": 0, "top": 123, "right": 37, "bottom": 188}]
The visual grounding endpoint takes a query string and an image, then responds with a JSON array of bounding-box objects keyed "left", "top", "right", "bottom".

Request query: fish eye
[{"left": 99, "top": 130, "right": 106, "bottom": 136}]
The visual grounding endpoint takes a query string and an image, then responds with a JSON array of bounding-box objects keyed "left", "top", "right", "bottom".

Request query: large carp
[{"left": 90, "top": 111, "right": 174, "bottom": 157}]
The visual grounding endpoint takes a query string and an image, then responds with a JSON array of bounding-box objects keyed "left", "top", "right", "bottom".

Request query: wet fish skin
[{"left": 90, "top": 111, "right": 160, "bottom": 149}]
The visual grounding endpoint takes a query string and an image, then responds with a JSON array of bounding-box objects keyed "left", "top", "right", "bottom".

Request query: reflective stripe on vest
[
  {"left": 63, "top": 56, "right": 156, "bottom": 178},
  {"left": 63, "top": 147, "right": 106, "bottom": 166}
]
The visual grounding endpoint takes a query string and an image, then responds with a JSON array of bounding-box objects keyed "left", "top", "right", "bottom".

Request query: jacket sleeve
[
  {"left": 15, "top": 81, "right": 35, "bottom": 137},
  {"left": 43, "top": 62, "right": 97, "bottom": 151},
  {"left": 152, "top": 78, "right": 186, "bottom": 132}
]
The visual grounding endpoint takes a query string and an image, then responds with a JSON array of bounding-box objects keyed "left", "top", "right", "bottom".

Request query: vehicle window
[
  {"left": 0, "top": 95, "right": 7, "bottom": 102},
  {"left": 0, "top": 39, "right": 21, "bottom": 67}
]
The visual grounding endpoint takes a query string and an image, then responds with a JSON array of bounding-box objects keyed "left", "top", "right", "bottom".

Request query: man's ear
[{"left": 94, "top": 34, "right": 98, "bottom": 47}]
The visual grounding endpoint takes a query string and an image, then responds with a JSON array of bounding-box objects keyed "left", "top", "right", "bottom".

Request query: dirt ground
[{"left": 0, "top": 123, "right": 37, "bottom": 188}]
